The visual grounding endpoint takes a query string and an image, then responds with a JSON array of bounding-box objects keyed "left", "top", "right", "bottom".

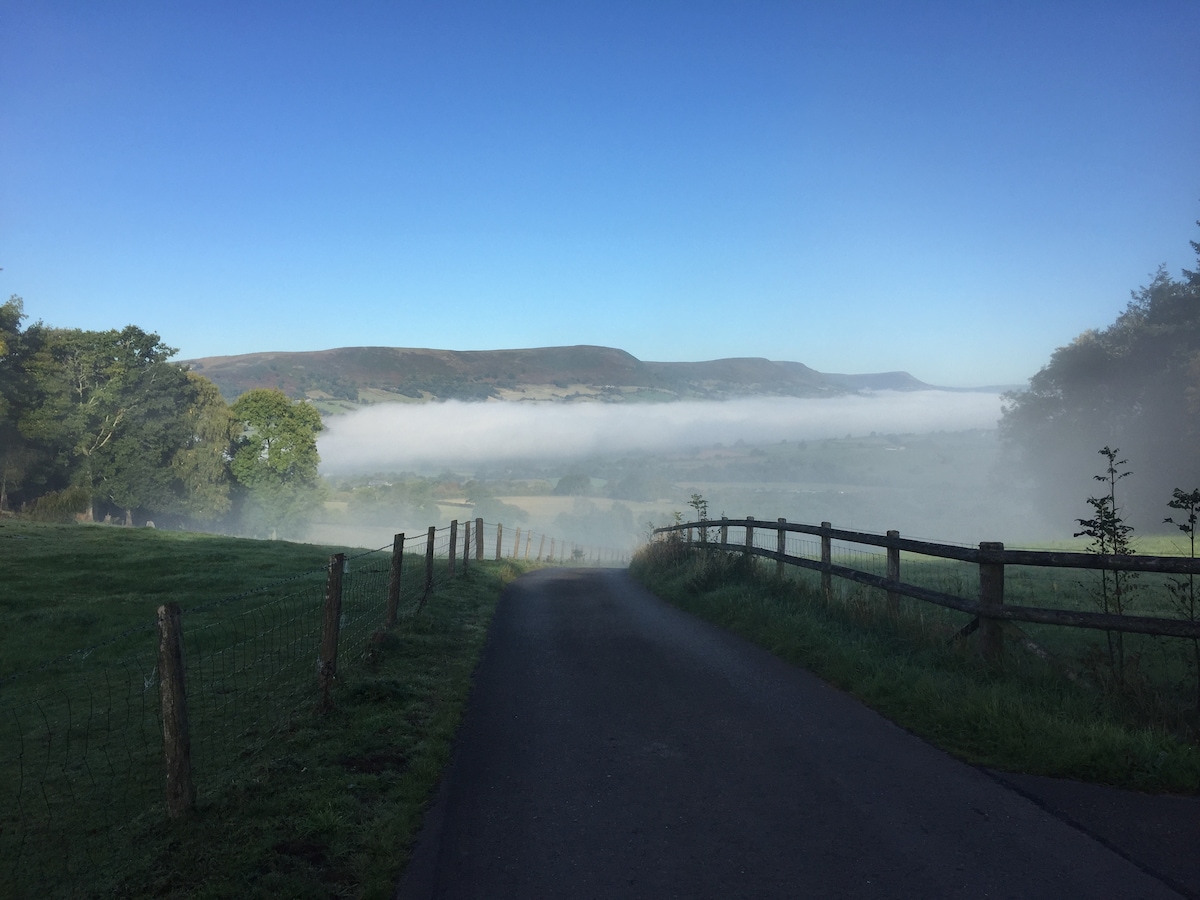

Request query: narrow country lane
[{"left": 396, "top": 568, "right": 1186, "bottom": 899}]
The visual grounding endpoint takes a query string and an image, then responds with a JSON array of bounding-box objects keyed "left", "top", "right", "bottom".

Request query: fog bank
[{"left": 319, "top": 392, "right": 1004, "bottom": 472}]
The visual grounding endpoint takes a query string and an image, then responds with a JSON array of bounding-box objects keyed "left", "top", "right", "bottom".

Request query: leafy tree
[
  {"left": 553, "top": 473, "right": 592, "bottom": 496},
  {"left": 606, "top": 469, "right": 671, "bottom": 501},
  {"left": 169, "top": 372, "right": 237, "bottom": 521},
  {"left": 470, "top": 495, "right": 528, "bottom": 525},
  {"left": 0, "top": 302, "right": 236, "bottom": 522},
  {"left": 18, "top": 325, "right": 191, "bottom": 520},
  {"left": 0, "top": 297, "right": 42, "bottom": 509},
  {"left": 91, "top": 360, "right": 209, "bottom": 525},
  {"left": 230, "top": 389, "right": 324, "bottom": 536},
  {"left": 90, "top": 372, "right": 236, "bottom": 526},
  {"left": 1001, "top": 227, "right": 1200, "bottom": 525},
  {"left": 0, "top": 296, "right": 24, "bottom": 418}
]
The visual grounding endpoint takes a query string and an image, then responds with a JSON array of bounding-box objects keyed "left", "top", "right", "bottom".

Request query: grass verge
[{"left": 630, "top": 541, "right": 1200, "bottom": 795}]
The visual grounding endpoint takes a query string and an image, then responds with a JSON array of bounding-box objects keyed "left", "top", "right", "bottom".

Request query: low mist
[
  {"left": 319, "top": 393, "right": 1005, "bottom": 472},
  {"left": 305, "top": 392, "right": 1072, "bottom": 552}
]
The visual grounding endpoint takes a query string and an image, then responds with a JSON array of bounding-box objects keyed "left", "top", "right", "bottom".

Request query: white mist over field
[{"left": 319, "top": 392, "right": 1005, "bottom": 472}]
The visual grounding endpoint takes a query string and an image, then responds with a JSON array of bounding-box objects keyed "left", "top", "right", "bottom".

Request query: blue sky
[{"left": 2, "top": 1, "right": 1197, "bottom": 387}]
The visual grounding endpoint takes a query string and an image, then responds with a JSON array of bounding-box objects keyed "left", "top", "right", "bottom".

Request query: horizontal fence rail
[
  {"left": 653, "top": 518, "right": 1200, "bottom": 649},
  {"left": 1, "top": 518, "right": 624, "bottom": 896}
]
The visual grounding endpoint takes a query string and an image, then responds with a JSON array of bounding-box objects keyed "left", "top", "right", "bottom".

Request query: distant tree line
[
  {"left": 1001, "top": 222, "right": 1200, "bottom": 527},
  {"left": 0, "top": 299, "right": 324, "bottom": 536}
]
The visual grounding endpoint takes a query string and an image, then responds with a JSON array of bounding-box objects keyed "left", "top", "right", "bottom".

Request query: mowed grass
[
  {"left": 631, "top": 542, "right": 1200, "bottom": 794},
  {"left": 0, "top": 520, "right": 523, "bottom": 898}
]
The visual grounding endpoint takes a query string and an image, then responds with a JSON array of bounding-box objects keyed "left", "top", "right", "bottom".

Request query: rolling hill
[{"left": 182, "top": 344, "right": 950, "bottom": 412}]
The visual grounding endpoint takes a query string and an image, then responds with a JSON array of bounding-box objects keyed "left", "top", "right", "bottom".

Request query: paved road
[{"left": 397, "top": 568, "right": 1192, "bottom": 899}]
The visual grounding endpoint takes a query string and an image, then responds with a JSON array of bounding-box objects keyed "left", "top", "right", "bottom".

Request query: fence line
[
  {"left": 654, "top": 517, "right": 1200, "bottom": 661},
  {"left": 1, "top": 518, "right": 626, "bottom": 895}
]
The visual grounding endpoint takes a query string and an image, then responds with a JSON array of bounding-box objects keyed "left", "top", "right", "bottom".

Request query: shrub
[{"left": 27, "top": 486, "right": 91, "bottom": 523}]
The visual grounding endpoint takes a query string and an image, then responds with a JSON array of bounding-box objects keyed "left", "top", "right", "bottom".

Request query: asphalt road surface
[{"left": 396, "top": 568, "right": 1193, "bottom": 899}]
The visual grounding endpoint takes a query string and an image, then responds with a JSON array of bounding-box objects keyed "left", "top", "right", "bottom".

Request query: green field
[{"left": 0, "top": 520, "right": 521, "bottom": 898}]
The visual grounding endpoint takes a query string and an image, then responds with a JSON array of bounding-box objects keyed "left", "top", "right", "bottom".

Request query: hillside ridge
[{"left": 182, "top": 344, "right": 962, "bottom": 412}]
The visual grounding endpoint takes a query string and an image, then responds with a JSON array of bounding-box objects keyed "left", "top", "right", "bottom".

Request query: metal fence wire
[{"left": 1, "top": 627, "right": 162, "bottom": 895}]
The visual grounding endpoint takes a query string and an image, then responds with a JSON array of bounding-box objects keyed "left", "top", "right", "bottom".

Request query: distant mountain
[
  {"left": 819, "top": 371, "right": 936, "bottom": 392},
  {"left": 182, "top": 344, "right": 996, "bottom": 413}
]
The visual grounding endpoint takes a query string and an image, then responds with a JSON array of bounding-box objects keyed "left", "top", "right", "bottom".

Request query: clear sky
[{"left": 2, "top": 1, "right": 1197, "bottom": 387}]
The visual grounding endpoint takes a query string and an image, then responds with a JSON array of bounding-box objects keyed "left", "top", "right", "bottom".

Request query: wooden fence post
[
  {"left": 820, "top": 521, "right": 832, "bottom": 603},
  {"left": 776, "top": 518, "right": 787, "bottom": 578},
  {"left": 549, "top": 538, "right": 556, "bottom": 562},
  {"left": 513, "top": 526, "right": 521, "bottom": 559},
  {"left": 978, "top": 541, "right": 1005, "bottom": 662},
  {"left": 495, "top": 523, "right": 503, "bottom": 561},
  {"left": 476, "top": 517, "right": 484, "bottom": 561},
  {"left": 744, "top": 516, "right": 755, "bottom": 568},
  {"left": 720, "top": 517, "right": 728, "bottom": 547},
  {"left": 448, "top": 520, "right": 458, "bottom": 577},
  {"left": 886, "top": 530, "right": 900, "bottom": 613},
  {"left": 423, "top": 526, "right": 435, "bottom": 605},
  {"left": 525, "top": 533, "right": 531, "bottom": 559},
  {"left": 687, "top": 526, "right": 693, "bottom": 545},
  {"left": 317, "top": 553, "right": 345, "bottom": 714},
  {"left": 538, "top": 534, "right": 546, "bottom": 561},
  {"left": 385, "top": 533, "right": 404, "bottom": 628},
  {"left": 157, "top": 602, "right": 195, "bottom": 819},
  {"left": 462, "top": 520, "right": 470, "bottom": 572}
]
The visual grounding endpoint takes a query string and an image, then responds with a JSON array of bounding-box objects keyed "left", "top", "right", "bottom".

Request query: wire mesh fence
[
  {"left": 1, "top": 518, "right": 622, "bottom": 896},
  {"left": 1, "top": 627, "right": 163, "bottom": 895}
]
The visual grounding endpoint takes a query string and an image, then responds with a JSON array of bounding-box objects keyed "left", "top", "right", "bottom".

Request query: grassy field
[
  {"left": 0, "top": 521, "right": 372, "bottom": 676},
  {"left": 0, "top": 520, "right": 523, "bottom": 898},
  {"left": 630, "top": 541, "right": 1200, "bottom": 794}
]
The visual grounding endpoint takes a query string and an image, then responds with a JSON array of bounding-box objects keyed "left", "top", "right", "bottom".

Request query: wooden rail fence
[{"left": 654, "top": 517, "right": 1200, "bottom": 661}]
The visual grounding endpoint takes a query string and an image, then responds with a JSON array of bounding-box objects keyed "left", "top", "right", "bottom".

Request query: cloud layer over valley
[{"left": 319, "top": 392, "right": 1005, "bottom": 472}]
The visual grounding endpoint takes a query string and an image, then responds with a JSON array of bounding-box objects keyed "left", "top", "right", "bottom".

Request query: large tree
[
  {"left": 230, "top": 388, "right": 324, "bottom": 536},
  {"left": 15, "top": 322, "right": 235, "bottom": 523},
  {"left": 19, "top": 325, "right": 185, "bottom": 519},
  {"left": 0, "top": 297, "right": 43, "bottom": 510},
  {"left": 170, "top": 372, "right": 237, "bottom": 521},
  {"left": 1000, "top": 228, "right": 1200, "bottom": 528}
]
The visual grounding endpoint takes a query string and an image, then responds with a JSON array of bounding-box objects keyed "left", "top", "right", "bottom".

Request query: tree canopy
[
  {"left": 0, "top": 302, "right": 322, "bottom": 535},
  {"left": 230, "top": 388, "right": 325, "bottom": 536},
  {"left": 1000, "top": 224, "right": 1200, "bottom": 527}
]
